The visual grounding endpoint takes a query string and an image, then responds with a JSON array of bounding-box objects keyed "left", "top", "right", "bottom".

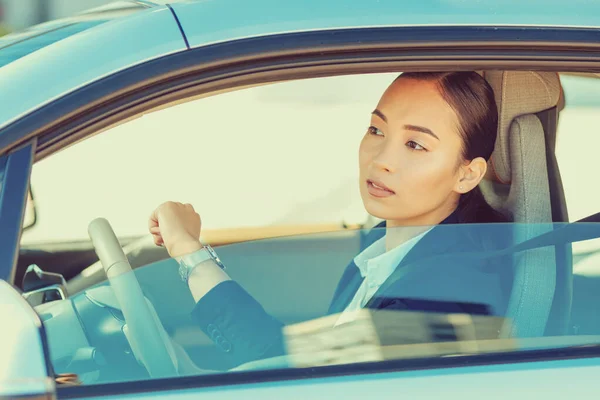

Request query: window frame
[
  {"left": 0, "top": 140, "right": 36, "bottom": 282},
  {"left": 57, "top": 345, "right": 600, "bottom": 399}
]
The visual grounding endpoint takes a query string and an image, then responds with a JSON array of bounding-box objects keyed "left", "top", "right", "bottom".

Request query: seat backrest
[{"left": 480, "top": 71, "right": 562, "bottom": 337}]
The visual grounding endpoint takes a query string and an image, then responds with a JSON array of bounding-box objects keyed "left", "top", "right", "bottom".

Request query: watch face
[{"left": 205, "top": 245, "right": 225, "bottom": 269}]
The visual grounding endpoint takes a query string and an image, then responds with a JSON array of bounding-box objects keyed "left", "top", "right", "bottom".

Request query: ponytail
[{"left": 456, "top": 186, "right": 508, "bottom": 224}]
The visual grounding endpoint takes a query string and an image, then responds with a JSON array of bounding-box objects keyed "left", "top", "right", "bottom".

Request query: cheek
[{"left": 398, "top": 153, "right": 457, "bottom": 194}]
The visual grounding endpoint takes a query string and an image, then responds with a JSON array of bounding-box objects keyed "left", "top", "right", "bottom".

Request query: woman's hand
[{"left": 149, "top": 202, "right": 203, "bottom": 258}]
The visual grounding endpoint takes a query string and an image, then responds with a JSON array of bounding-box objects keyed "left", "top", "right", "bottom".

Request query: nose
[{"left": 371, "top": 140, "right": 397, "bottom": 173}]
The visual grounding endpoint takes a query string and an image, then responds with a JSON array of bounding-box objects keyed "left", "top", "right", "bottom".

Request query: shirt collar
[{"left": 353, "top": 228, "right": 431, "bottom": 286}]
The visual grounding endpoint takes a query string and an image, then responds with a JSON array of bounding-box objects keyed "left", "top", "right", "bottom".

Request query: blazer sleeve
[{"left": 190, "top": 280, "right": 285, "bottom": 367}]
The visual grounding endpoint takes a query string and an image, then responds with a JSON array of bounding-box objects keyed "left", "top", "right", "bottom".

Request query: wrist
[
  {"left": 169, "top": 239, "right": 203, "bottom": 258},
  {"left": 188, "top": 259, "right": 216, "bottom": 279}
]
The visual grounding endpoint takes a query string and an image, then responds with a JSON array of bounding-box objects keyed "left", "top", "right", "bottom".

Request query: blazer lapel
[
  {"left": 327, "top": 261, "right": 364, "bottom": 315},
  {"left": 327, "top": 222, "right": 388, "bottom": 314},
  {"left": 365, "top": 213, "right": 462, "bottom": 309}
]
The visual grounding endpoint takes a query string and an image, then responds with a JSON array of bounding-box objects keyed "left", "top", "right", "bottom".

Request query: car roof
[
  {"left": 3, "top": 0, "right": 600, "bottom": 70},
  {"left": 172, "top": 0, "right": 600, "bottom": 50}
]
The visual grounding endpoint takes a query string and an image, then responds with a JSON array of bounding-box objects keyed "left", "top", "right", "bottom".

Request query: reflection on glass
[{"left": 36, "top": 223, "right": 600, "bottom": 386}]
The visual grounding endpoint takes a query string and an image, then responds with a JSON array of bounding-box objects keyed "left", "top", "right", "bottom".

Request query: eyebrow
[
  {"left": 372, "top": 109, "right": 387, "bottom": 123},
  {"left": 372, "top": 109, "right": 440, "bottom": 141},
  {"left": 403, "top": 124, "right": 440, "bottom": 141}
]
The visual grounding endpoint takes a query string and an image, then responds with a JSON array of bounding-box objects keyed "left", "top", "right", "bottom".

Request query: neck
[
  {"left": 384, "top": 203, "right": 458, "bottom": 252},
  {"left": 384, "top": 225, "right": 431, "bottom": 252}
]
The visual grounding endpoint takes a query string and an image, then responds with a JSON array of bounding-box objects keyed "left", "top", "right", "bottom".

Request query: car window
[{"left": 19, "top": 72, "right": 600, "bottom": 391}]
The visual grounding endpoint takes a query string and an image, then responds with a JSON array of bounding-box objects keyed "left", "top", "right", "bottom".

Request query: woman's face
[{"left": 359, "top": 78, "right": 465, "bottom": 227}]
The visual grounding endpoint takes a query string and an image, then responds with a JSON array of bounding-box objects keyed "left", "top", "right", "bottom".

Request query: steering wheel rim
[{"left": 88, "top": 218, "right": 178, "bottom": 378}]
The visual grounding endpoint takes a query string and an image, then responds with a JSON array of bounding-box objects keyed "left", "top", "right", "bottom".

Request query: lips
[{"left": 367, "top": 179, "right": 395, "bottom": 198}]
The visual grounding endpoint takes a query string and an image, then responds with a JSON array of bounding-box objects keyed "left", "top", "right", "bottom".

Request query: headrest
[{"left": 483, "top": 71, "right": 561, "bottom": 184}]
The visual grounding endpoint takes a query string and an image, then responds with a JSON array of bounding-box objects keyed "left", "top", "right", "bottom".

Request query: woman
[{"left": 149, "top": 71, "right": 510, "bottom": 366}]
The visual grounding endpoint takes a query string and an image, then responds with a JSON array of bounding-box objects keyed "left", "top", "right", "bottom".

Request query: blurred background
[{"left": 0, "top": 0, "right": 111, "bottom": 35}]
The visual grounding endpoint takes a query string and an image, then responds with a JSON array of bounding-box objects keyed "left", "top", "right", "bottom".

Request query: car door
[{"left": 4, "top": 10, "right": 600, "bottom": 400}]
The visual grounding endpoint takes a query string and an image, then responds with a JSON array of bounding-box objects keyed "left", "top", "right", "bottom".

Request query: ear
[{"left": 455, "top": 157, "right": 488, "bottom": 194}]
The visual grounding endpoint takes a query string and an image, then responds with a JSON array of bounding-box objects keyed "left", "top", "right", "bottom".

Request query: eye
[
  {"left": 406, "top": 140, "right": 426, "bottom": 151},
  {"left": 367, "top": 126, "right": 384, "bottom": 136}
]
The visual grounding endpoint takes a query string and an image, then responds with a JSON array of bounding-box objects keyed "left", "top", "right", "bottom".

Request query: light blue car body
[{"left": 1, "top": 1, "right": 600, "bottom": 398}]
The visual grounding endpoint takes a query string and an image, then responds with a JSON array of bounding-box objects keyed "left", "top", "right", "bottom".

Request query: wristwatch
[{"left": 176, "top": 244, "right": 225, "bottom": 283}]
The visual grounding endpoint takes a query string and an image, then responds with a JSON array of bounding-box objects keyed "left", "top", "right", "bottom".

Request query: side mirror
[
  {"left": 22, "top": 187, "right": 37, "bottom": 231},
  {"left": 22, "top": 264, "right": 68, "bottom": 307}
]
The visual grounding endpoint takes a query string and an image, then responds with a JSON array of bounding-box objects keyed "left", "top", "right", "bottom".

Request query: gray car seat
[{"left": 480, "top": 71, "right": 567, "bottom": 337}]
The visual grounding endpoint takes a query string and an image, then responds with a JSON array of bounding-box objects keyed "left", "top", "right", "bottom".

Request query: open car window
[{"left": 16, "top": 72, "right": 600, "bottom": 391}]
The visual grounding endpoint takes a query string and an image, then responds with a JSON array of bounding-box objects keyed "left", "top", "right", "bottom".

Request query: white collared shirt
[{"left": 334, "top": 229, "right": 431, "bottom": 326}]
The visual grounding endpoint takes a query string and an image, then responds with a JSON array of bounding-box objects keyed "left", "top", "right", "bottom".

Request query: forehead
[{"left": 376, "top": 78, "right": 459, "bottom": 131}]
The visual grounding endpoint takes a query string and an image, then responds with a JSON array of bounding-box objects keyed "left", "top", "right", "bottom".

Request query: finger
[
  {"left": 149, "top": 226, "right": 161, "bottom": 235},
  {"left": 149, "top": 208, "right": 159, "bottom": 230},
  {"left": 152, "top": 232, "right": 162, "bottom": 241},
  {"left": 152, "top": 234, "right": 164, "bottom": 247}
]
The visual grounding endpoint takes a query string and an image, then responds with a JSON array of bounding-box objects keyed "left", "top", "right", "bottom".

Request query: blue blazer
[{"left": 191, "top": 212, "right": 510, "bottom": 367}]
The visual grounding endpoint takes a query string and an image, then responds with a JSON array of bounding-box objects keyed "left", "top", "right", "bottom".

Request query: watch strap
[{"left": 177, "top": 245, "right": 225, "bottom": 282}]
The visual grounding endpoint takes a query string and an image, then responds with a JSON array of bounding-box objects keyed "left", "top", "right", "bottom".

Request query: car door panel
[{"left": 56, "top": 355, "right": 600, "bottom": 400}]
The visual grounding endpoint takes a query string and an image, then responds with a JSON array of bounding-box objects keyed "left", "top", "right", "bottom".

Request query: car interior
[{"left": 13, "top": 69, "right": 600, "bottom": 381}]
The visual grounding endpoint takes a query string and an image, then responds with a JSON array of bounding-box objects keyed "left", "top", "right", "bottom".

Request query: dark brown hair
[{"left": 397, "top": 71, "right": 508, "bottom": 223}]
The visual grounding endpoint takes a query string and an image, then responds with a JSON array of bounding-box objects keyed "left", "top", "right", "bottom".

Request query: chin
[{"left": 362, "top": 199, "right": 399, "bottom": 221}]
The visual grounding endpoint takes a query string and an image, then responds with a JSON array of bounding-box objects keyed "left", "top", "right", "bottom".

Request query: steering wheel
[{"left": 88, "top": 218, "right": 178, "bottom": 378}]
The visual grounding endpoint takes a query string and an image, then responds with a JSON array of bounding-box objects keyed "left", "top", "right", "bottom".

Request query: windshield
[
  {"left": 0, "top": 21, "right": 106, "bottom": 69},
  {"left": 38, "top": 222, "right": 599, "bottom": 386},
  {"left": 0, "top": 2, "right": 147, "bottom": 69}
]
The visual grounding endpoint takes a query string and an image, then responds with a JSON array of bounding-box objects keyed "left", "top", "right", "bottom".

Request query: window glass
[{"left": 38, "top": 222, "right": 600, "bottom": 386}]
